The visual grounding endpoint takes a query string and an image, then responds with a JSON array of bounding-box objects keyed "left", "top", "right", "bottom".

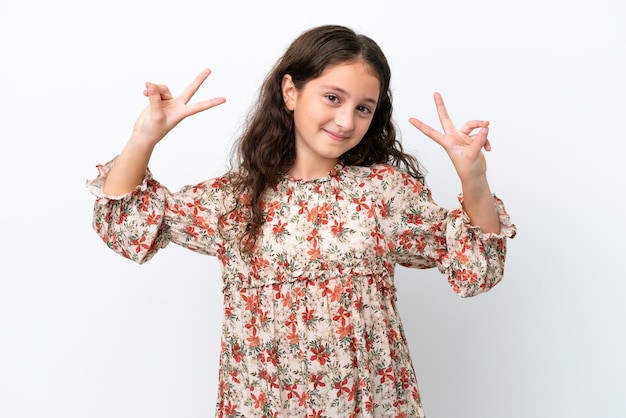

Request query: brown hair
[{"left": 223, "top": 24, "right": 425, "bottom": 252}]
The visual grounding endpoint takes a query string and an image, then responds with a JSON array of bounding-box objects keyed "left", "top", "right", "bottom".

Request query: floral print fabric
[{"left": 88, "top": 160, "right": 516, "bottom": 417}]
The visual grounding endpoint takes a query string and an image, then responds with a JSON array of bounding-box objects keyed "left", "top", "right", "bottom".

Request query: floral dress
[{"left": 88, "top": 160, "right": 516, "bottom": 418}]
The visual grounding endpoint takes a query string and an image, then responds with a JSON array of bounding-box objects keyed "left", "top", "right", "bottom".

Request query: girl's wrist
[
  {"left": 459, "top": 173, "right": 489, "bottom": 190},
  {"left": 125, "top": 132, "right": 158, "bottom": 156}
]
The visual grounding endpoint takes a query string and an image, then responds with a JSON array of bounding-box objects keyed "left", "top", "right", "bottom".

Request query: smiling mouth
[{"left": 325, "top": 129, "right": 348, "bottom": 142}]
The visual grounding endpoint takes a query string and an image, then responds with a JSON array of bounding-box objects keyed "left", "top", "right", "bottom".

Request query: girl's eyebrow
[{"left": 321, "top": 85, "right": 378, "bottom": 106}]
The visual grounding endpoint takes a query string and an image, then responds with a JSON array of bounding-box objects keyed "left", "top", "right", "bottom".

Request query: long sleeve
[
  {"left": 373, "top": 165, "right": 517, "bottom": 297},
  {"left": 86, "top": 158, "right": 230, "bottom": 264}
]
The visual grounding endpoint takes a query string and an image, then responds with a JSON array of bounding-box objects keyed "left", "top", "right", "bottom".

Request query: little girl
[{"left": 88, "top": 24, "right": 516, "bottom": 417}]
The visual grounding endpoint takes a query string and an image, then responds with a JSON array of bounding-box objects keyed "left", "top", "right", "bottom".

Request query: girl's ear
[{"left": 281, "top": 74, "right": 296, "bottom": 111}]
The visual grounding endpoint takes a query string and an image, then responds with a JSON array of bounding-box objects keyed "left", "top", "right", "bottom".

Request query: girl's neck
[{"left": 288, "top": 159, "right": 339, "bottom": 180}]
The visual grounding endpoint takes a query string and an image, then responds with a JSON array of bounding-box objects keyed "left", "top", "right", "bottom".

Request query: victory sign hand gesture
[
  {"left": 102, "top": 69, "right": 225, "bottom": 196},
  {"left": 133, "top": 68, "right": 226, "bottom": 147},
  {"left": 409, "top": 92, "right": 490, "bottom": 182}
]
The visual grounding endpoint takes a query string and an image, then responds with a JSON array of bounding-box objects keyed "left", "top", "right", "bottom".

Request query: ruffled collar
[{"left": 283, "top": 162, "right": 345, "bottom": 184}]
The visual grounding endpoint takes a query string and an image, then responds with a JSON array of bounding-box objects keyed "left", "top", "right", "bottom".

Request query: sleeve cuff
[
  {"left": 85, "top": 156, "right": 154, "bottom": 203},
  {"left": 454, "top": 193, "right": 517, "bottom": 240}
]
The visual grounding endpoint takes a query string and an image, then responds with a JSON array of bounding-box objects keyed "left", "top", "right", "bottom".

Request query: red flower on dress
[
  {"left": 231, "top": 342, "right": 243, "bottom": 363},
  {"left": 251, "top": 391, "right": 268, "bottom": 410},
  {"left": 146, "top": 210, "right": 161, "bottom": 225},
  {"left": 330, "top": 220, "right": 345, "bottom": 236},
  {"left": 222, "top": 400, "right": 236, "bottom": 415},
  {"left": 377, "top": 366, "right": 395, "bottom": 384},
  {"left": 272, "top": 220, "right": 286, "bottom": 235},
  {"left": 186, "top": 199, "right": 206, "bottom": 215},
  {"left": 284, "top": 383, "right": 298, "bottom": 399},
  {"left": 334, "top": 378, "right": 351, "bottom": 398},
  {"left": 185, "top": 226, "right": 198, "bottom": 241},
  {"left": 336, "top": 323, "right": 354, "bottom": 339},
  {"left": 309, "top": 374, "right": 326, "bottom": 390},
  {"left": 306, "top": 409, "right": 323, "bottom": 418},
  {"left": 310, "top": 345, "right": 330, "bottom": 366},
  {"left": 286, "top": 330, "right": 299, "bottom": 345},
  {"left": 246, "top": 328, "right": 260, "bottom": 347},
  {"left": 211, "top": 177, "right": 229, "bottom": 190},
  {"left": 331, "top": 187, "right": 344, "bottom": 201},
  {"left": 352, "top": 195, "right": 370, "bottom": 212},
  {"left": 131, "top": 236, "right": 150, "bottom": 253},
  {"left": 454, "top": 249, "right": 469, "bottom": 265},
  {"left": 301, "top": 307, "right": 314, "bottom": 322}
]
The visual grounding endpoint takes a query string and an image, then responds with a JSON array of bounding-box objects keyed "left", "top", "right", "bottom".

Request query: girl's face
[{"left": 282, "top": 60, "right": 380, "bottom": 179}]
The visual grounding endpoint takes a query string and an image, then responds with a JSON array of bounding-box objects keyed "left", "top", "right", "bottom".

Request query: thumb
[
  {"left": 146, "top": 83, "right": 161, "bottom": 102},
  {"left": 145, "top": 82, "right": 165, "bottom": 121}
]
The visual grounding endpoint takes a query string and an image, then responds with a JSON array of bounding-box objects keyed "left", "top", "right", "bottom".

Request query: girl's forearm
[
  {"left": 102, "top": 135, "right": 156, "bottom": 196},
  {"left": 460, "top": 174, "right": 501, "bottom": 234}
]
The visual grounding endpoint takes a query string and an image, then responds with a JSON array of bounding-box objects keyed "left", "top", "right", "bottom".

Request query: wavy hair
[{"left": 223, "top": 24, "right": 425, "bottom": 252}]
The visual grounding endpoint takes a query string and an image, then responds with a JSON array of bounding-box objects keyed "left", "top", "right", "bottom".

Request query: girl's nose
[{"left": 334, "top": 107, "right": 354, "bottom": 132}]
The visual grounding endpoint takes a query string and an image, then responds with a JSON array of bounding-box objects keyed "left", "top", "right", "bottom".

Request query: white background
[{"left": 1, "top": 0, "right": 625, "bottom": 417}]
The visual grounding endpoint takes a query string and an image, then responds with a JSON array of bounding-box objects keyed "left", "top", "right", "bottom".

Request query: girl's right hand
[{"left": 132, "top": 68, "right": 226, "bottom": 147}]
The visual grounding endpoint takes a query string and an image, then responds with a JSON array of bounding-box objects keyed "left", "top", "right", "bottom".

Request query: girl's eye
[
  {"left": 357, "top": 105, "right": 372, "bottom": 115},
  {"left": 357, "top": 105, "right": 371, "bottom": 114},
  {"left": 325, "top": 94, "right": 340, "bottom": 103}
]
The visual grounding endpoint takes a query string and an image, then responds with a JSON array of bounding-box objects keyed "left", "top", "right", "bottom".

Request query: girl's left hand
[{"left": 409, "top": 92, "right": 490, "bottom": 182}]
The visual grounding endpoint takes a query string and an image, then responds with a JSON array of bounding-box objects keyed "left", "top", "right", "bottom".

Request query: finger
[
  {"left": 460, "top": 120, "right": 489, "bottom": 136},
  {"left": 433, "top": 92, "right": 455, "bottom": 134},
  {"left": 183, "top": 96, "right": 227, "bottom": 117},
  {"left": 143, "top": 84, "right": 174, "bottom": 100},
  {"left": 179, "top": 68, "right": 212, "bottom": 104},
  {"left": 146, "top": 83, "right": 166, "bottom": 120},
  {"left": 470, "top": 126, "right": 490, "bottom": 153},
  {"left": 408, "top": 117, "right": 445, "bottom": 146}
]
